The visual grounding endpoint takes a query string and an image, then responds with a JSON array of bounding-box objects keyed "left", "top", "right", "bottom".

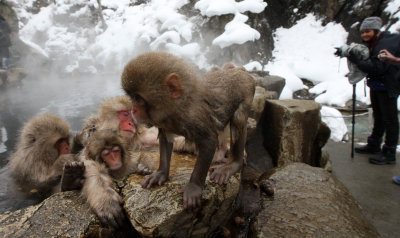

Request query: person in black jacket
[
  {"left": 377, "top": 50, "right": 400, "bottom": 183},
  {"left": 349, "top": 16, "right": 400, "bottom": 165},
  {"left": 0, "top": 15, "right": 11, "bottom": 69}
]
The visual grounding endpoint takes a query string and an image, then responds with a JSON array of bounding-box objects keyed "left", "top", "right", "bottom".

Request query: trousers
[{"left": 370, "top": 89, "right": 399, "bottom": 147}]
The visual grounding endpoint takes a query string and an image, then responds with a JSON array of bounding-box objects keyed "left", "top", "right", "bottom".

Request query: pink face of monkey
[
  {"left": 101, "top": 145, "right": 123, "bottom": 170},
  {"left": 118, "top": 109, "right": 136, "bottom": 138},
  {"left": 55, "top": 138, "right": 70, "bottom": 155}
]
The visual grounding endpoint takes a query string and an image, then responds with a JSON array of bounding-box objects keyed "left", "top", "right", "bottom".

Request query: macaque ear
[{"left": 164, "top": 73, "right": 184, "bottom": 99}]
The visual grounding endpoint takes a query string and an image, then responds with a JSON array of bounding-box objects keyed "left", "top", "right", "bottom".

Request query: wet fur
[{"left": 8, "top": 114, "right": 74, "bottom": 197}]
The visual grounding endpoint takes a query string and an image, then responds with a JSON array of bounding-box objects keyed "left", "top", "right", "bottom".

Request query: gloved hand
[
  {"left": 347, "top": 51, "right": 359, "bottom": 64},
  {"left": 334, "top": 47, "right": 342, "bottom": 57}
]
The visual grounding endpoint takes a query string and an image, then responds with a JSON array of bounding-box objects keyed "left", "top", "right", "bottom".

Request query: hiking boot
[
  {"left": 355, "top": 136, "right": 381, "bottom": 154},
  {"left": 369, "top": 144, "right": 396, "bottom": 165},
  {"left": 393, "top": 176, "right": 400, "bottom": 185}
]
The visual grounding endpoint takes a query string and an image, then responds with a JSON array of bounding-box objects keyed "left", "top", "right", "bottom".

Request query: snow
[
  {"left": 0, "top": 127, "right": 7, "bottom": 153},
  {"left": 10, "top": 0, "right": 400, "bottom": 143}
]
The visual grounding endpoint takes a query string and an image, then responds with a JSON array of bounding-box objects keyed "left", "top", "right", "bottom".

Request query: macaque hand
[
  {"left": 209, "top": 162, "right": 241, "bottom": 185},
  {"left": 61, "top": 161, "right": 85, "bottom": 191},
  {"left": 93, "top": 188, "right": 125, "bottom": 228},
  {"left": 136, "top": 163, "right": 152, "bottom": 175},
  {"left": 178, "top": 182, "right": 202, "bottom": 209},
  {"left": 140, "top": 170, "right": 168, "bottom": 188}
]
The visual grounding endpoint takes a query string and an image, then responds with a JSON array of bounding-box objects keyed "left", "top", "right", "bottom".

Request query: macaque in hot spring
[
  {"left": 121, "top": 52, "right": 255, "bottom": 209},
  {"left": 8, "top": 114, "right": 83, "bottom": 198},
  {"left": 72, "top": 96, "right": 158, "bottom": 173}
]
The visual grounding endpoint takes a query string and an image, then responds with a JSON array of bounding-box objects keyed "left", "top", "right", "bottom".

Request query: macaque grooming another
[
  {"left": 74, "top": 96, "right": 159, "bottom": 153},
  {"left": 121, "top": 52, "right": 255, "bottom": 209},
  {"left": 8, "top": 114, "right": 83, "bottom": 198},
  {"left": 80, "top": 129, "right": 151, "bottom": 227}
]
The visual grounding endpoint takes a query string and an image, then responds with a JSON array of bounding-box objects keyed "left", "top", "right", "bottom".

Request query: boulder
[
  {"left": 122, "top": 152, "right": 241, "bottom": 238},
  {"left": 252, "top": 163, "right": 380, "bottom": 237},
  {"left": 0, "top": 191, "right": 113, "bottom": 238},
  {"left": 263, "top": 99, "right": 330, "bottom": 167},
  {"left": 251, "top": 71, "right": 285, "bottom": 98}
]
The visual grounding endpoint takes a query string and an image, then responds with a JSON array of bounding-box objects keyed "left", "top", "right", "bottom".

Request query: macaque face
[
  {"left": 361, "top": 29, "right": 376, "bottom": 42},
  {"left": 131, "top": 94, "right": 149, "bottom": 123},
  {"left": 118, "top": 109, "right": 136, "bottom": 138},
  {"left": 55, "top": 138, "right": 70, "bottom": 155},
  {"left": 101, "top": 145, "right": 123, "bottom": 170}
]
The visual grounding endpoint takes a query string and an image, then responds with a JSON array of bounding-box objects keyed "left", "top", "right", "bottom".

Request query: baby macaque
[
  {"left": 80, "top": 129, "right": 153, "bottom": 227},
  {"left": 121, "top": 52, "right": 255, "bottom": 209},
  {"left": 8, "top": 114, "right": 82, "bottom": 198}
]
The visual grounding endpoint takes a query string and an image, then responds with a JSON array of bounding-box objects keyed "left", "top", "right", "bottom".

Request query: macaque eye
[
  {"left": 112, "top": 146, "right": 121, "bottom": 152},
  {"left": 119, "top": 110, "right": 130, "bottom": 119},
  {"left": 101, "top": 149, "right": 110, "bottom": 156},
  {"left": 132, "top": 94, "right": 146, "bottom": 106}
]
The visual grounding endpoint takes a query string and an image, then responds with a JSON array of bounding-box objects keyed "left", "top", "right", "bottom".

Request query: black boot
[
  {"left": 354, "top": 136, "right": 381, "bottom": 154},
  {"left": 369, "top": 144, "right": 396, "bottom": 165}
]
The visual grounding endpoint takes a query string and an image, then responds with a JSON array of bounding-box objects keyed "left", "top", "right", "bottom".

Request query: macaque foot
[
  {"left": 179, "top": 182, "right": 202, "bottom": 209},
  {"left": 209, "top": 161, "right": 241, "bottom": 185},
  {"left": 61, "top": 161, "right": 85, "bottom": 191},
  {"left": 140, "top": 171, "right": 168, "bottom": 188},
  {"left": 136, "top": 163, "right": 152, "bottom": 175}
]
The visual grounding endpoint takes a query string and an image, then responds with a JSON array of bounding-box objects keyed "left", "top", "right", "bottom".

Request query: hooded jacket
[{"left": 354, "top": 31, "right": 400, "bottom": 97}]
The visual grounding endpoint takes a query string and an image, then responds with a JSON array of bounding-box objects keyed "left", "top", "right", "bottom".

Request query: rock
[
  {"left": 263, "top": 99, "right": 330, "bottom": 167},
  {"left": 251, "top": 71, "right": 285, "bottom": 98},
  {"left": 251, "top": 163, "right": 380, "bottom": 238},
  {"left": 344, "top": 99, "right": 369, "bottom": 112},
  {"left": 293, "top": 88, "right": 318, "bottom": 100},
  {"left": 0, "top": 191, "right": 108, "bottom": 238},
  {"left": 122, "top": 152, "right": 241, "bottom": 238}
]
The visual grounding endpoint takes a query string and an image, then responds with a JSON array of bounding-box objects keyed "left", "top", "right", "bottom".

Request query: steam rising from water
[{"left": 0, "top": 71, "right": 124, "bottom": 156}]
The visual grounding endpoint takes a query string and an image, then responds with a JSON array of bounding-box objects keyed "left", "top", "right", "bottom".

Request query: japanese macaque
[
  {"left": 74, "top": 96, "right": 159, "bottom": 152},
  {"left": 8, "top": 114, "right": 83, "bottom": 198},
  {"left": 173, "top": 126, "right": 230, "bottom": 163},
  {"left": 80, "top": 129, "right": 153, "bottom": 227},
  {"left": 121, "top": 52, "right": 255, "bottom": 209}
]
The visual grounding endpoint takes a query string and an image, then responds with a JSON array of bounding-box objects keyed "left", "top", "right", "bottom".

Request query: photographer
[
  {"left": 346, "top": 16, "right": 400, "bottom": 165},
  {"left": 377, "top": 49, "right": 400, "bottom": 185}
]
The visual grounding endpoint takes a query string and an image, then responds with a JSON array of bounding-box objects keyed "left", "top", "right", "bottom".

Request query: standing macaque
[
  {"left": 173, "top": 126, "right": 230, "bottom": 163},
  {"left": 80, "top": 129, "right": 152, "bottom": 227},
  {"left": 8, "top": 114, "right": 83, "bottom": 198},
  {"left": 121, "top": 52, "right": 255, "bottom": 209}
]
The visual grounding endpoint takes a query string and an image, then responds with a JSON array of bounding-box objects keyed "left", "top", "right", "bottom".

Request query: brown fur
[
  {"left": 8, "top": 114, "right": 74, "bottom": 197},
  {"left": 121, "top": 52, "right": 255, "bottom": 208},
  {"left": 79, "top": 129, "right": 154, "bottom": 227}
]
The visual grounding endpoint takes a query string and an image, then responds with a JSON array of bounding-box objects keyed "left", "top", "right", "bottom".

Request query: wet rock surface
[
  {"left": 251, "top": 162, "right": 380, "bottom": 238},
  {"left": 123, "top": 153, "right": 240, "bottom": 238},
  {"left": 0, "top": 191, "right": 103, "bottom": 237}
]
